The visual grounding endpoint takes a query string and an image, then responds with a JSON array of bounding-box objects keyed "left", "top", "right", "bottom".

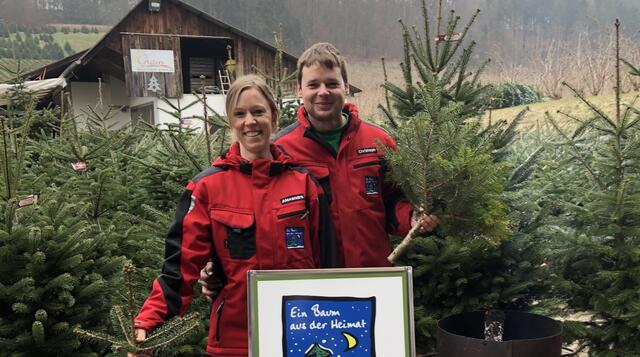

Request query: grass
[
  {"left": 487, "top": 91, "right": 640, "bottom": 130},
  {"left": 0, "top": 31, "right": 105, "bottom": 81},
  {"left": 348, "top": 58, "right": 640, "bottom": 130},
  {"left": 8, "top": 31, "right": 104, "bottom": 53},
  {"left": 349, "top": 58, "right": 403, "bottom": 121},
  {"left": 51, "top": 32, "right": 104, "bottom": 53},
  {"left": 0, "top": 58, "right": 53, "bottom": 82}
]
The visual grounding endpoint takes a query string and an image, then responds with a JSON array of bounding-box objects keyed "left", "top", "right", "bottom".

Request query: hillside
[
  {"left": 0, "top": 58, "right": 53, "bottom": 81},
  {"left": 488, "top": 91, "right": 640, "bottom": 130}
]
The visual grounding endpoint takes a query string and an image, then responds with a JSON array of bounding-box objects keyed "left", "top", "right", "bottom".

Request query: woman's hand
[{"left": 127, "top": 329, "right": 147, "bottom": 357}]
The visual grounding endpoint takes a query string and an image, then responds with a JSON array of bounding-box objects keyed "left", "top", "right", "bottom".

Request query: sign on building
[
  {"left": 248, "top": 267, "right": 416, "bottom": 357},
  {"left": 130, "top": 49, "right": 176, "bottom": 73},
  {"left": 122, "top": 34, "right": 183, "bottom": 97}
]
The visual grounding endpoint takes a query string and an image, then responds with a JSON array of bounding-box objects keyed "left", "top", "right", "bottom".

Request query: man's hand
[
  {"left": 198, "top": 261, "right": 224, "bottom": 302},
  {"left": 411, "top": 213, "right": 439, "bottom": 234}
]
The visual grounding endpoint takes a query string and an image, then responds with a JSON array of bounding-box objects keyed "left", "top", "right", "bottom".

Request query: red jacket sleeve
[{"left": 134, "top": 180, "right": 212, "bottom": 331}]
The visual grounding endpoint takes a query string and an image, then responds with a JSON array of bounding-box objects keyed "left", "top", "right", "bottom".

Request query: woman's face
[{"left": 229, "top": 88, "right": 277, "bottom": 161}]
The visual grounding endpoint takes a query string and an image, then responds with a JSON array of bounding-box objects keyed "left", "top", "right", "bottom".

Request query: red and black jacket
[
  {"left": 275, "top": 103, "right": 413, "bottom": 268},
  {"left": 134, "top": 143, "right": 334, "bottom": 357}
]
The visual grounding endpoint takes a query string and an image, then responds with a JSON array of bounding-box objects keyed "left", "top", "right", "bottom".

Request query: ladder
[{"left": 218, "top": 70, "right": 231, "bottom": 95}]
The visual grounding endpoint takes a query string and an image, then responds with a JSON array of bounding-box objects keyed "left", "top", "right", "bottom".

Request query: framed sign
[
  {"left": 130, "top": 49, "right": 175, "bottom": 73},
  {"left": 248, "top": 267, "right": 415, "bottom": 357},
  {"left": 121, "top": 34, "right": 183, "bottom": 97}
]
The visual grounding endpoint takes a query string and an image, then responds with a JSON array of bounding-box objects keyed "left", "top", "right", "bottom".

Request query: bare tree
[
  {"left": 532, "top": 39, "right": 569, "bottom": 99},
  {"left": 620, "top": 35, "right": 640, "bottom": 92},
  {"left": 575, "top": 30, "right": 615, "bottom": 96},
  {"left": 0, "top": 0, "right": 41, "bottom": 26}
]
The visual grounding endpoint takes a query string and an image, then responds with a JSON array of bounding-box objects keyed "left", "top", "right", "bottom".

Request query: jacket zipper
[
  {"left": 215, "top": 299, "right": 225, "bottom": 341},
  {"left": 353, "top": 160, "right": 382, "bottom": 169},
  {"left": 277, "top": 209, "right": 308, "bottom": 220},
  {"left": 304, "top": 128, "right": 337, "bottom": 158}
]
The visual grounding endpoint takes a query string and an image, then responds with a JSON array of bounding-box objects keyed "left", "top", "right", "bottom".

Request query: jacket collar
[
  {"left": 213, "top": 142, "right": 293, "bottom": 176},
  {"left": 296, "top": 102, "right": 362, "bottom": 135}
]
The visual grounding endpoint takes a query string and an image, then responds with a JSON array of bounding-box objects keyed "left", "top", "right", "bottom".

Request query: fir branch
[
  {"left": 507, "top": 146, "right": 544, "bottom": 190},
  {"left": 409, "top": 25, "right": 430, "bottom": 71},
  {"left": 545, "top": 112, "right": 605, "bottom": 190},
  {"left": 377, "top": 104, "right": 397, "bottom": 130},
  {"left": 452, "top": 45, "right": 474, "bottom": 99},
  {"left": 0, "top": 118, "right": 11, "bottom": 201},
  {"left": 470, "top": 58, "right": 491, "bottom": 88},
  {"left": 434, "top": 0, "right": 444, "bottom": 63},
  {"left": 562, "top": 81, "right": 616, "bottom": 130},
  {"left": 436, "top": 11, "right": 460, "bottom": 72},
  {"left": 167, "top": 132, "right": 203, "bottom": 172},
  {"left": 621, "top": 95, "right": 640, "bottom": 129},
  {"left": 112, "top": 305, "right": 134, "bottom": 346},
  {"left": 398, "top": 23, "right": 413, "bottom": 93},
  {"left": 380, "top": 57, "right": 397, "bottom": 129},
  {"left": 443, "top": 9, "right": 480, "bottom": 67},
  {"left": 412, "top": 54, "right": 437, "bottom": 89},
  {"left": 140, "top": 313, "right": 200, "bottom": 350},
  {"left": 74, "top": 327, "right": 122, "bottom": 346},
  {"left": 420, "top": 0, "right": 435, "bottom": 69}
]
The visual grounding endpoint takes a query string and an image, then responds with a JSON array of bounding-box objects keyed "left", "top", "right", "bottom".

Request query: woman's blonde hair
[{"left": 225, "top": 75, "right": 279, "bottom": 125}]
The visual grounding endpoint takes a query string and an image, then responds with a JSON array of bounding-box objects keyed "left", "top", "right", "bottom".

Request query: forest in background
[
  {"left": 1, "top": 0, "right": 639, "bottom": 62},
  {"left": 1, "top": 0, "right": 640, "bottom": 103}
]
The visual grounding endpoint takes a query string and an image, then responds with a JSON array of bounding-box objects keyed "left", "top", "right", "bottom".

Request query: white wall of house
[{"left": 68, "top": 75, "right": 226, "bottom": 131}]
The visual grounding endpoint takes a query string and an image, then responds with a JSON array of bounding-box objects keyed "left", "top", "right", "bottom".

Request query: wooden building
[{"left": 25, "top": 0, "right": 360, "bottom": 129}]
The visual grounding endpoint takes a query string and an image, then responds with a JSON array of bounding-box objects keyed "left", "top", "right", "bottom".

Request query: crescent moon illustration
[{"left": 342, "top": 331, "right": 358, "bottom": 351}]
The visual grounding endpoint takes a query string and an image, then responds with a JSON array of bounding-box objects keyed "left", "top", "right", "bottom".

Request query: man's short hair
[{"left": 297, "top": 42, "right": 348, "bottom": 85}]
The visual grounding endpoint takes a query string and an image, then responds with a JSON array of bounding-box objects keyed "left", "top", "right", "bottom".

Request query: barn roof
[{"left": 24, "top": 0, "right": 362, "bottom": 94}]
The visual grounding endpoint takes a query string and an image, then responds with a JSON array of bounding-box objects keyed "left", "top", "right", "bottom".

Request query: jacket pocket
[
  {"left": 350, "top": 158, "right": 385, "bottom": 209},
  {"left": 275, "top": 202, "right": 314, "bottom": 267},
  {"left": 211, "top": 207, "right": 256, "bottom": 260},
  {"left": 214, "top": 298, "right": 225, "bottom": 342}
]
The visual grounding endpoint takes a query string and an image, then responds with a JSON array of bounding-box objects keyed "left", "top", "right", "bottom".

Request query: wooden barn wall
[
  {"left": 121, "top": 34, "right": 182, "bottom": 97},
  {"left": 102, "top": 1, "right": 297, "bottom": 82}
]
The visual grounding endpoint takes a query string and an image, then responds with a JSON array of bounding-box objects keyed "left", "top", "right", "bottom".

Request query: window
[{"left": 180, "top": 36, "right": 233, "bottom": 94}]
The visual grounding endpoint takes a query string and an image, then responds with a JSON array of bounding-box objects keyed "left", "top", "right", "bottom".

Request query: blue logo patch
[
  {"left": 285, "top": 227, "right": 305, "bottom": 249},
  {"left": 365, "top": 176, "right": 379, "bottom": 195}
]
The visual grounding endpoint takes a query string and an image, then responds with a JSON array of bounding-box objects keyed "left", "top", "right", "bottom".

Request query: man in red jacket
[
  {"left": 200, "top": 43, "right": 437, "bottom": 293},
  {"left": 277, "top": 42, "right": 438, "bottom": 267}
]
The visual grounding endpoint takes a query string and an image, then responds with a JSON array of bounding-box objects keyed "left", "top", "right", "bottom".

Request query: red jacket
[
  {"left": 275, "top": 103, "right": 413, "bottom": 267},
  {"left": 134, "top": 143, "right": 333, "bottom": 356}
]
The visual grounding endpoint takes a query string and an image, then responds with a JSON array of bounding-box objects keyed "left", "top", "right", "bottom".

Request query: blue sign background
[{"left": 282, "top": 295, "right": 376, "bottom": 357}]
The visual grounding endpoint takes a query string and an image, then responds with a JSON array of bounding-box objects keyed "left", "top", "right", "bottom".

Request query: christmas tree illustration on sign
[{"left": 283, "top": 296, "right": 376, "bottom": 357}]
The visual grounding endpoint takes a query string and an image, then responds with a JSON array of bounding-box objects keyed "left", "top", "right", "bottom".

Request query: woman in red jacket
[{"left": 132, "top": 75, "right": 334, "bottom": 356}]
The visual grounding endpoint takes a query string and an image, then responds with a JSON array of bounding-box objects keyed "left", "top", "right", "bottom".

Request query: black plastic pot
[{"left": 437, "top": 310, "right": 562, "bottom": 357}]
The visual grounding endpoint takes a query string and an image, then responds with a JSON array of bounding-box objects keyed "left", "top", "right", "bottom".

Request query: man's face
[{"left": 297, "top": 63, "right": 349, "bottom": 129}]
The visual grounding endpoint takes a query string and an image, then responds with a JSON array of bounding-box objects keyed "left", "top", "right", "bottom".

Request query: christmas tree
[
  {"left": 544, "top": 20, "right": 640, "bottom": 355},
  {"left": 382, "top": 0, "right": 551, "bottom": 351},
  {"left": 0, "top": 85, "right": 124, "bottom": 355},
  {"left": 75, "top": 261, "right": 200, "bottom": 356},
  {"left": 0, "top": 71, "right": 213, "bottom": 354}
]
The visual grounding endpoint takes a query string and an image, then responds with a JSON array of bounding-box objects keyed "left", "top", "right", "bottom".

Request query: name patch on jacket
[
  {"left": 285, "top": 227, "right": 305, "bottom": 249},
  {"left": 357, "top": 147, "right": 378, "bottom": 155},
  {"left": 365, "top": 176, "right": 379, "bottom": 195},
  {"left": 281, "top": 194, "right": 305, "bottom": 205}
]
